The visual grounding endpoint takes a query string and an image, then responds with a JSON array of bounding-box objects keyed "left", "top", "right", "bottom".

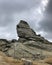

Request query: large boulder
[
  {"left": 16, "top": 20, "right": 50, "bottom": 43},
  {"left": 16, "top": 20, "right": 36, "bottom": 42}
]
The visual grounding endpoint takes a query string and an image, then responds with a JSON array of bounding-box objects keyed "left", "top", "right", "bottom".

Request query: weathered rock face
[
  {"left": 17, "top": 20, "right": 36, "bottom": 37},
  {"left": 17, "top": 20, "right": 37, "bottom": 42},
  {"left": 16, "top": 20, "right": 50, "bottom": 43},
  {"left": 0, "top": 39, "right": 11, "bottom": 52},
  {"left": 0, "top": 20, "right": 51, "bottom": 60},
  {"left": 0, "top": 20, "right": 52, "bottom": 61}
]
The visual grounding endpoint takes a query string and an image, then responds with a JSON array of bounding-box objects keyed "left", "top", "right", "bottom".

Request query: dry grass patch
[
  {"left": 33, "top": 61, "right": 49, "bottom": 65},
  {"left": 0, "top": 51, "right": 51, "bottom": 65},
  {"left": 44, "top": 57, "right": 52, "bottom": 64},
  {"left": 0, "top": 51, "right": 23, "bottom": 65}
]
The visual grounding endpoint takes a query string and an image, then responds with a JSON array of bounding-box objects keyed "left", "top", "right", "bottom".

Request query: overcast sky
[{"left": 0, "top": 0, "right": 52, "bottom": 42}]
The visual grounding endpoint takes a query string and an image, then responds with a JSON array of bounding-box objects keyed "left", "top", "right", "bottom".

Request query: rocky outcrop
[
  {"left": 16, "top": 20, "right": 50, "bottom": 44},
  {"left": 17, "top": 20, "right": 36, "bottom": 42},
  {"left": 0, "top": 39, "right": 11, "bottom": 52},
  {"left": 7, "top": 20, "right": 51, "bottom": 60},
  {"left": 0, "top": 20, "right": 52, "bottom": 60}
]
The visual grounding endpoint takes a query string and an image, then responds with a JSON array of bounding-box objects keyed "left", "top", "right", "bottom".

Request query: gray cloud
[
  {"left": 0, "top": 0, "right": 41, "bottom": 27},
  {"left": 0, "top": 0, "right": 42, "bottom": 40},
  {"left": 38, "top": 0, "right": 52, "bottom": 41},
  {"left": 0, "top": 0, "right": 41, "bottom": 13},
  {"left": 0, "top": 0, "right": 52, "bottom": 42},
  {"left": 39, "top": 18, "right": 52, "bottom": 32},
  {"left": 0, "top": 13, "right": 14, "bottom": 27},
  {"left": 45, "top": 0, "right": 52, "bottom": 14}
]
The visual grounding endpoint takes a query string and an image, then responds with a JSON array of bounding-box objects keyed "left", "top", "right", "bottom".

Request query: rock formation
[
  {"left": 0, "top": 39, "right": 11, "bottom": 52},
  {"left": 16, "top": 20, "right": 36, "bottom": 42},
  {"left": 16, "top": 20, "right": 50, "bottom": 43},
  {"left": 12, "top": 20, "right": 52, "bottom": 59},
  {"left": 0, "top": 20, "right": 52, "bottom": 60}
]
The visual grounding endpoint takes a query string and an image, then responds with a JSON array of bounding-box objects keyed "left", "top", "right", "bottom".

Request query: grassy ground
[{"left": 0, "top": 51, "right": 52, "bottom": 65}]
